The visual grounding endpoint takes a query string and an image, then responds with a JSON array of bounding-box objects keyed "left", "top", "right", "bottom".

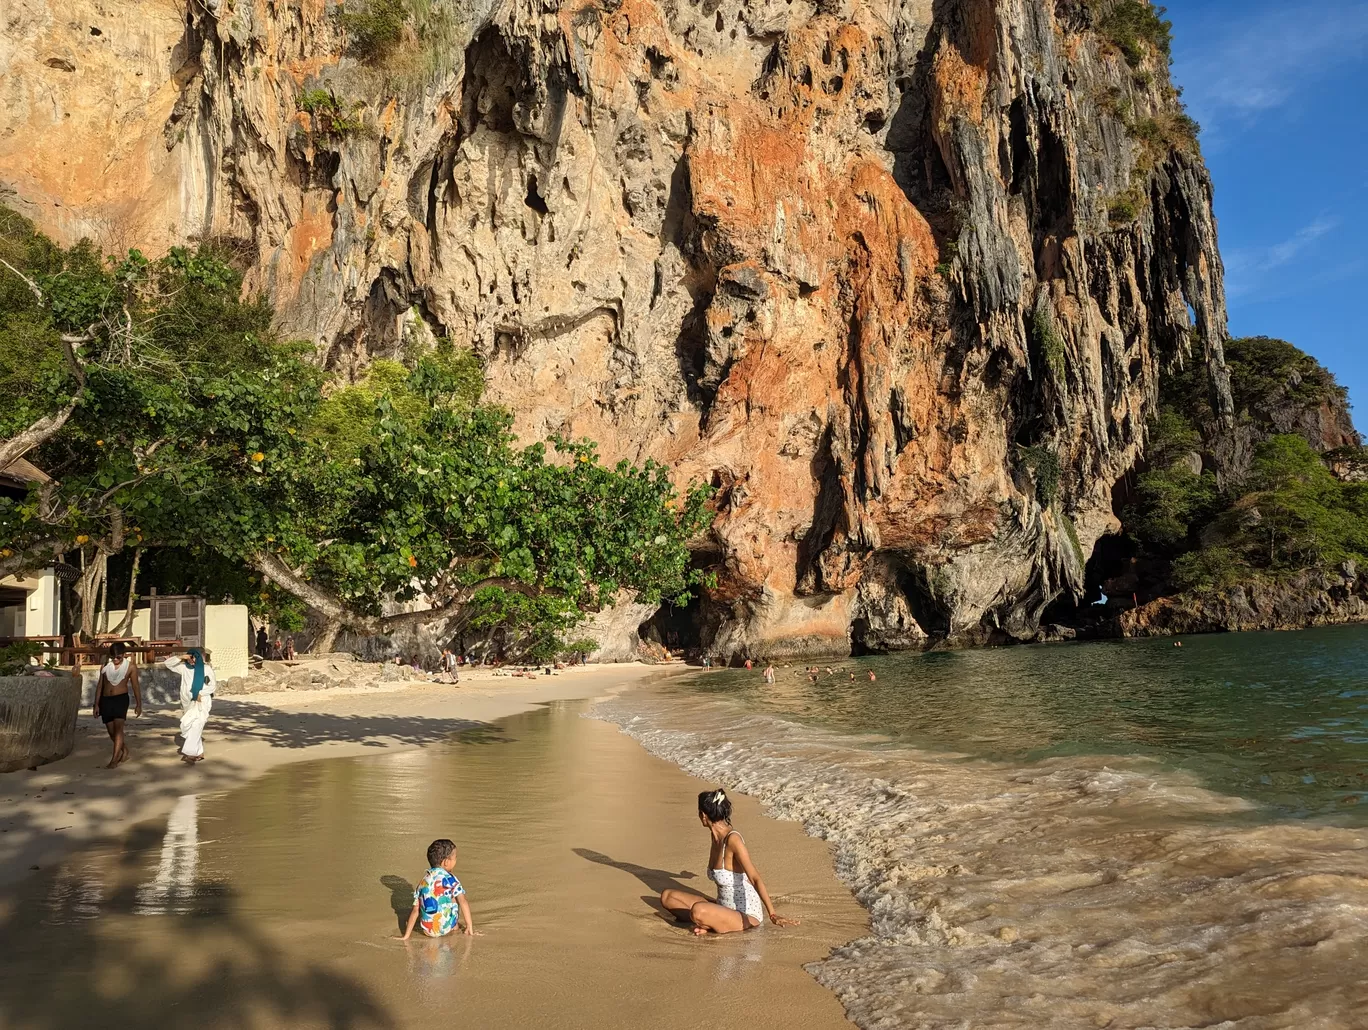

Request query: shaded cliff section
[{"left": 1, "top": 0, "right": 1239, "bottom": 657}]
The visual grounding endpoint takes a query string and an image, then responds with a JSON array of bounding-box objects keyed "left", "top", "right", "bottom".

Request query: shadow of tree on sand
[
  {"left": 0, "top": 818, "right": 395, "bottom": 1030},
  {"left": 210, "top": 701, "right": 517, "bottom": 750}
]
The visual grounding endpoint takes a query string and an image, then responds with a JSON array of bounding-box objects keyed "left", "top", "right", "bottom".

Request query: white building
[{"left": 0, "top": 459, "right": 60, "bottom": 639}]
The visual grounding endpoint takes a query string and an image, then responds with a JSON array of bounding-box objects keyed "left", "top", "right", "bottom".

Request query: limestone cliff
[{"left": 0, "top": 0, "right": 1236, "bottom": 656}]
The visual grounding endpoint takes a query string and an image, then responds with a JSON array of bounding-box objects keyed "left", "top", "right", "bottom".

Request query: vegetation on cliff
[
  {"left": 0, "top": 210, "right": 711, "bottom": 656},
  {"left": 1120, "top": 337, "right": 1365, "bottom": 601}
]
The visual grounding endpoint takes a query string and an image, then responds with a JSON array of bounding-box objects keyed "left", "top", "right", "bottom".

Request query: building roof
[{"left": 0, "top": 458, "right": 51, "bottom": 490}]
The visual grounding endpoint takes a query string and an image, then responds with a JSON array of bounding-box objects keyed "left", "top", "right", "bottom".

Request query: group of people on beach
[
  {"left": 253, "top": 627, "right": 295, "bottom": 661},
  {"left": 90, "top": 643, "right": 217, "bottom": 768},
  {"left": 403, "top": 788, "right": 797, "bottom": 943}
]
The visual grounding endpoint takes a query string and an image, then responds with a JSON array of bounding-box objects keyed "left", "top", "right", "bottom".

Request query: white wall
[
  {"left": 0, "top": 570, "right": 58, "bottom": 637},
  {"left": 205, "top": 604, "right": 250, "bottom": 680},
  {"left": 29, "top": 569, "right": 58, "bottom": 636},
  {"left": 94, "top": 603, "right": 248, "bottom": 679}
]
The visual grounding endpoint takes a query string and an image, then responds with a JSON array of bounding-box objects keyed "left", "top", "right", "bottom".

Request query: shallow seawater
[
  {"left": 0, "top": 701, "right": 863, "bottom": 1030},
  {"left": 593, "top": 627, "right": 1368, "bottom": 1029},
  {"left": 693, "top": 626, "right": 1368, "bottom": 821}
]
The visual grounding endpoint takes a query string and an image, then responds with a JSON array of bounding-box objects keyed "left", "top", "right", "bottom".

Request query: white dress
[{"left": 164, "top": 656, "right": 217, "bottom": 758}]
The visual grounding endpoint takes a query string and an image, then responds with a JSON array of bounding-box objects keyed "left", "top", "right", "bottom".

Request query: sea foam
[{"left": 593, "top": 689, "right": 1368, "bottom": 1029}]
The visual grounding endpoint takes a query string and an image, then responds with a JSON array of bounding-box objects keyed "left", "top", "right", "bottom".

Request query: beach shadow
[
  {"left": 380, "top": 876, "right": 414, "bottom": 933},
  {"left": 0, "top": 806, "right": 395, "bottom": 1030},
  {"left": 573, "top": 848, "right": 701, "bottom": 923}
]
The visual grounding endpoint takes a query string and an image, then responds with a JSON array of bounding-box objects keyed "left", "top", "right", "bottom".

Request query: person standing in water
[
  {"left": 92, "top": 641, "right": 141, "bottom": 767},
  {"left": 164, "top": 649, "right": 216, "bottom": 764},
  {"left": 659, "top": 789, "right": 799, "bottom": 935},
  {"left": 763, "top": 662, "right": 775, "bottom": 684}
]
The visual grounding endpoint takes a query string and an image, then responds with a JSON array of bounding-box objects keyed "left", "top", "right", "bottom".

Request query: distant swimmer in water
[
  {"left": 868, "top": 670, "right": 876, "bottom": 682},
  {"left": 763, "top": 663, "right": 775, "bottom": 684},
  {"left": 744, "top": 658, "right": 753, "bottom": 670},
  {"left": 660, "top": 789, "right": 799, "bottom": 935}
]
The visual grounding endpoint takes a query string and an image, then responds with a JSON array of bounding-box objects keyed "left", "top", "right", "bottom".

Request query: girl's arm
[
  {"left": 731, "top": 836, "right": 800, "bottom": 927},
  {"left": 130, "top": 665, "right": 142, "bottom": 717},
  {"left": 457, "top": 893, "right": 480, "bottom": 935},
  {"left": 92, "top": 671, "right": 105, "bottom": 717},
  {"left": 399, "top": 903, "right": 420, "bottom": 940}
]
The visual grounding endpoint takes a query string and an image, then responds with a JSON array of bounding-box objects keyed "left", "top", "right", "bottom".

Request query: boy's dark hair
[
  {"left": 697, "top": 788, "right": 732, "bottom": 824},
  {"left": 109, "top": 642, "right": 126, "bottom": 658},
  {"left": 427, "top": 839, "right": 457, "bottom": 867}
]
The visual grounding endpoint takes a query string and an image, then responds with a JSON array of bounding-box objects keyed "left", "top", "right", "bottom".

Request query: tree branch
[
  {"left": 0, "top": 538, "right": 69, "bottom": 580},
  {"left": 249, "top": 551, "right": 545, "bottom": 636},
  {"left": 0, "top": 257, "right": 43, "bottom": 302},
  {"left": 0, "top": 397, "right": 82, "bottom": 469}
]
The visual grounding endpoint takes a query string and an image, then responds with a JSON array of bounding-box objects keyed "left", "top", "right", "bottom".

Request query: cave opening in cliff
[{"left": 640, "top": 594, "right": 706, "bottom": 655}]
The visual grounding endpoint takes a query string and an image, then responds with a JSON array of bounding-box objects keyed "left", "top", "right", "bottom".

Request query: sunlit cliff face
[{"left": 0, "top": 0, "right": 1233, "bottom": 655}]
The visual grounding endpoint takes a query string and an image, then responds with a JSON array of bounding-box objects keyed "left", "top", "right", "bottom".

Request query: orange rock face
[{"left": 1, "top": 0, "right": 1235, "bottom": 655}]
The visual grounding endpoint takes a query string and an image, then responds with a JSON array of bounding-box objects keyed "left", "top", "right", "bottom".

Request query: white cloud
[
  {"left": 1173, "top": 2, "right": 1368, "bottom": 131},
  {"left": 1224, "top": 216, "right": 1339, "bottom": 298}
]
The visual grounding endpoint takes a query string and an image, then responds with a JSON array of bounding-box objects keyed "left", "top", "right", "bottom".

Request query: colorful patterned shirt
[{"left": 414, "top": 866, "right": 465, "bottom": 937}]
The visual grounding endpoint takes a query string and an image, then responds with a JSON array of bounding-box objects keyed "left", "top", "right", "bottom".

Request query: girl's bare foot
[{"left": 691, "top": 926, "right": 710, "bottom": 936}]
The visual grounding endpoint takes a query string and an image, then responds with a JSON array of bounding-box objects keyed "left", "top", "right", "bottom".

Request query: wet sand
[
  {"left": 0, "top": 664, "right": 666, "bottom": 888},
  {"left": 0, "top": 695, "right": 868, "bottom": 1029}
]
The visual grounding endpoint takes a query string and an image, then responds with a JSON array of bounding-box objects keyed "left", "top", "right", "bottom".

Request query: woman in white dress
[{"left": 164, "top": 649, "right": 216, "bottom": 764}]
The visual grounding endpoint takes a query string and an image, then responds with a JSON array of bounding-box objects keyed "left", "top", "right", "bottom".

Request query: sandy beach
[
  {"left": 0, "top": 664, "right": 664, "bottom": 888},
  {"left": 0, "top": 666, "right": 869, "bottom": 1029}
]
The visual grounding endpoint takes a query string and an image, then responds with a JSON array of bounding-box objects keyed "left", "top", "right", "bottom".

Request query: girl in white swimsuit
[{"left": 659, "top": 788, "right": 800, "bottom": 935}]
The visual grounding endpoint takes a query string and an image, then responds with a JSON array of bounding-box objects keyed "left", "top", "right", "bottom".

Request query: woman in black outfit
[{"left": 92, "top": 641, "right": 142, "bottom": 767}]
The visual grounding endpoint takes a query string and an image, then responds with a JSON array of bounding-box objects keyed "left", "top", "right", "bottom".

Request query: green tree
[
  {"left": 0, "top": 211, "right": 712, "bottom": 652},
  {"left": 1126, "top": 410, "right": 1218, "bottom": 550}
]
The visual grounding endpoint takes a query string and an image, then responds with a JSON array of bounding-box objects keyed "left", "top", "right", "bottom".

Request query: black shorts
[{"left": 99, "top": 693, "right": 130, "bottom": 723}]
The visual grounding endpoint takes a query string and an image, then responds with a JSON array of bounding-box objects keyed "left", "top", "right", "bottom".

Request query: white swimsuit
[{"left": 709, "top": 831, "right": 764, "bottom": 922}]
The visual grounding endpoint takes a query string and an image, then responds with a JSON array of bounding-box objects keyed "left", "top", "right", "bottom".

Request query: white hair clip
[{"left": 714, "top": 790, "right": 726, "bottom": 801}]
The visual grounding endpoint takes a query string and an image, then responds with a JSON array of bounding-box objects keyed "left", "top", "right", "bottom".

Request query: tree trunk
[
  {"left": 310, "top": 618, "right": 342, "bottom": 655},
  {"left": 113, "top": 548, "right": 141, "bottom": 637},
  {"left": 95, "top": 569, "right": 108, "bottom": 634},
  {"left": 76, "top": 549, "right": 108, "bottom": 640}
]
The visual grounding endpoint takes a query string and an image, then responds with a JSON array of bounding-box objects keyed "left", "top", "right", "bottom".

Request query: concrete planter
[{"left": 0, "top": 672, "right": 82, "bottom": 773}]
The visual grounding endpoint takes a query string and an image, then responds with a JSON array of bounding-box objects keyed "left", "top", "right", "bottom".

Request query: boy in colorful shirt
[{"left": 401, "top": 839, "right": 478, "bottom": 938}]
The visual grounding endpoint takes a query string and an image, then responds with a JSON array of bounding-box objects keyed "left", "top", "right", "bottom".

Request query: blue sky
[{"left": 1167, "top": 1, "right": 1368, "bottom": 429}]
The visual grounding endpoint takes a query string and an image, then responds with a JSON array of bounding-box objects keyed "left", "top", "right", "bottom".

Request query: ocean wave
[{"left": 592, "top": 690, "right": 1368, "bottom": 1029}]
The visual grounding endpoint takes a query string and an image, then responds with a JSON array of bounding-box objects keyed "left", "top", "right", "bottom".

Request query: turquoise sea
[{"left": 686, "top": 625, "right": 1368, "bottom": 822}]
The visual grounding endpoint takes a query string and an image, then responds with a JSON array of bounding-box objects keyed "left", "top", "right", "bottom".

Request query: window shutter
[
  {"left": 178, "top": 599, "right": 203, "bottom": 648},
  {"left": 154, "top": 599, "right": 178, "bottom": 640}
]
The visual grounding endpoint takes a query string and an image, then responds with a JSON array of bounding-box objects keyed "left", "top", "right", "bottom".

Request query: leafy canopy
[{"left": 0, "top": 212, "right": 712, "bottom": 653}]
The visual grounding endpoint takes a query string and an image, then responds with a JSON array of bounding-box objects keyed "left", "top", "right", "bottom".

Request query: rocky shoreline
[{"left": 1114, "top": 568, "right": 1368, "bottom": 638}]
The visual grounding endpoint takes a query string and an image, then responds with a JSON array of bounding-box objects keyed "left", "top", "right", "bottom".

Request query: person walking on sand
[
  {"left": 659, "top": 789, "right": 799, "bottom": 935},
  {"left": 92, "top": 641, "right": 141, "bottom": 767},
  {"left": 165, "top": 649, "right": 216, "bottom": 764}
]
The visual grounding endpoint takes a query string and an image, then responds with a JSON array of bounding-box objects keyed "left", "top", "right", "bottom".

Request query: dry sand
[{"left": 0, "top": 667, "right": 869, "bottom": 1030}]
